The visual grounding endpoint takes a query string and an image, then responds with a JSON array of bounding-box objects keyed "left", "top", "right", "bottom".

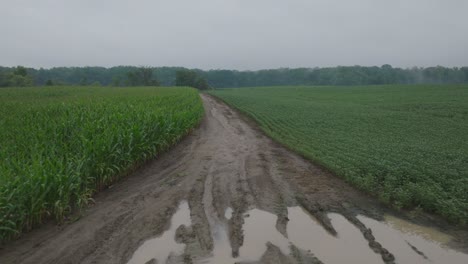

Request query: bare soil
[{"left": 0, "top": 94, "right": 467, "bottom": 264}]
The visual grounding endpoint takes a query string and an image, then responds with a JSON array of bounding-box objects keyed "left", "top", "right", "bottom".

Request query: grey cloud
[{"left": 0, "top": 0, "right": 467, "bottom": 70}]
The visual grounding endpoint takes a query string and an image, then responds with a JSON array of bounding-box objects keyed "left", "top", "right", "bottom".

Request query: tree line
[
  {"left": 1, "top": 65, "right": 468, "bottom": 88},
  {"left": 0, "top": 66, "right": 211, "bottom": 90}
]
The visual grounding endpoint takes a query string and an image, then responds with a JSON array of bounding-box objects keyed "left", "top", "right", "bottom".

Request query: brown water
[
  {"left": 237, "top": 209, "right": 291, "bottom": 261},
  {"left": 200, "top": 208, "right": 292, "bottom": 263},
  {"left": 127, "top": 202, "right": 468, "bottom": 264},
  {"left": 200, "top": 207, "right": 384, "bottom": 263},
  {"left": 359, "top": 214, "right": 468, "bottom": 264},
  {"left": 287, "top": 208, "right": 383, "bottom": 263},
  {"left": 127, "top": 201, "right": 191, "bottom": 264}
]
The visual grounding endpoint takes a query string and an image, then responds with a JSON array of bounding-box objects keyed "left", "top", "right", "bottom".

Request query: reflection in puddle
[
  {"left": 206, "top": 207, "right": 383, "bottom": 263},
  {"left": 359, "top": 215, "right": 468, "bottom": 264},
  {"left": 384, "top": 214, "right": 452, "bottom": 244},
  {"left": 203, "top": 221, "right": 237, "bottom": 263},
  {"left": 127, "top": 201, "right": 468, "bottom": 264},
  {"left": 127, "top": 201, "right": 191, "bottom": 264},
  {"left": 287, "top": 207, "right": 382, "bottom": 263},
  {"left": 240, "top": 209, "right": 291, "bottom": 260},
  {"left": 224, "top": 207, "right": 233, "bottom": 220},
  {"left": 202, "top": 209, "right": 290, "bottom": 263}
]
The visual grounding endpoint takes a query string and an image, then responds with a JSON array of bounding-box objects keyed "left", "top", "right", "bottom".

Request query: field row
[
  {"left": 0, "top": 87, "right": 204, "bottom": 241},
  {"left": 210, "top": 85, "right": 468, "bottom": 223}
]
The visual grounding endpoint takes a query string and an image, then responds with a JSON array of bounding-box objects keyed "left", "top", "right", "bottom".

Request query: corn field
[{"left": 0, "top": 86, "right": 204, "bottom": 241}]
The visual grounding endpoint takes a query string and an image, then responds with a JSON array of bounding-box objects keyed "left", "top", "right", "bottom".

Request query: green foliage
[
  {"left": 6, "top": 74, "right": 33, "bottom": 87},
  {"left": 0, "top": 86, "right": 203, "bottom": 242},
  {"left": 0, "top": 66, "right": 33, "bottom": 87},
  {"left": 175, "top": 70, "right": 210, "bottom": 90},
  {"left": 126, "top": 67, "right": 160, "bottom": 86},
  {"left": 210, "top": 85, "right": 468, "bottom": 223},
  {"left": 3, "top": 65, "right": 468, "bottom": 88},
  {"left": 13, "top": 66, "right": 28, "bottom": 77}
]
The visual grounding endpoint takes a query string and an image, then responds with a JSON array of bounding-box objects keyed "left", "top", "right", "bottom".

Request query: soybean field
[
  {"left": 209, "top": 85, "right": 468, "bottom": 224},
  {"left": 0, "top": 86, "right": 203, "bottom": 241}
]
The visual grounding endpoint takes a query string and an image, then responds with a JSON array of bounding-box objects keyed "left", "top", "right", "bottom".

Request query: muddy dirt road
[{"left": 1, "top": 94, "right": 467, "bottom": 264}]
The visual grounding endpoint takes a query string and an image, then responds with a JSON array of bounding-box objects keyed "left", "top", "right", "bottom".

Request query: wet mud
[{"left": 1, "top": 94, "right": 467, "bottom": 264}]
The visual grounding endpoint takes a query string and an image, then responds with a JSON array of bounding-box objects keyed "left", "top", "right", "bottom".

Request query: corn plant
[{"left": 0, "top": 86, "right": 204, "bottom": 242}]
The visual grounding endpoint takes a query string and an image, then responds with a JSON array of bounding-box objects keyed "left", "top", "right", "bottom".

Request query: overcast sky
[{"left": 1, "top": 0, "right": 467, "bottom": 70}]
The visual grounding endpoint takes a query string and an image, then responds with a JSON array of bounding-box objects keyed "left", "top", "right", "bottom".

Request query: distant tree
[
  {"left": 1, "top": 66, "right": 34, "bottom": 87},
  {"left": 126, "top": 67, "right": 159, "bottom": 86},
  {"left": 195, "top": 77, "right": 210, "bottom": 90},
  {"left": 13, "top": 66, "right": 28, "bottom": 77},
  {"left": 175, "top": 70, "right": 210, "bottom": 90},
  {"left": 139, "top": 67, "right": 154, "bottom": 86},
  {"left": 462, "top": 67, "right": 468, "bottom": 82},
  {"left": 7, "top": 74, "right": 33, "bottom": 87},
  {"left": 380, "top": 64, "right": 396, "bottom": 84},
  {"left": 111, "top": 76, "right": 122, "bottom": 86},
  {"left": 0, "top": 72, "right": 8, "bottom": 87},
  {"left": 45, "top": 79, "right": 54, "bottom": 86},
  {"left": 126, "top": 71, "right": 137, "bottom": 86},
  {"left": 175, "top": 70, "right": 196, "bottom": 86},
  {"left": 2, "top": 65, "right": 468, "bottom": 88},
  {"left": 79, "top": 77, "right": 88, "bottom": 86}
]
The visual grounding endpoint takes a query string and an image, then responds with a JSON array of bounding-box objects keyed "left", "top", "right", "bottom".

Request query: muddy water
[
  {"left": 202, "top": 223, "right": 236, "bottom": 264},
  {"left": 359, "top": 215, "right": 468, "bottom": 264},
  {"left": 127, "top": 201, "right": 191, "bottom": 264},
  {"left": 288, "top": 208, "right": 383, "bottom": 263},
  {"left": 128, "top": 203, "right": 468, "bottom": 264},
  {"left": 238, "top": 209, "right": 291, "bottom": 261},
  {"left": 234, "top": 208, "right": 382, "bottom": 263}
]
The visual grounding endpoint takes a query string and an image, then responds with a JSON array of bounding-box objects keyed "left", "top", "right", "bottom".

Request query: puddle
[
  {"left": 127, "top": 201, "right": 191, "bottom": 264},
  {"left": 359, "top": 214, "right": 468, "bottom": 264},
  {"left": 127, "top": 202, "right": 467, "bottom": 264},
  {"left": 239, "top": 209, "right": 292, "bottom": 260},
  {"left": 384, "top": 214, "right": 452, "bottom": 244},
  {"left": 205, "top": 207, "right": 383, "bottom": 263},
  {"left": 201, "top": 208, "right": 289, "bottom": 263},
  {"left": 202, "top": 221, "right": 237, "bottom": 264},
  {"left": 287, "top": 207, "right": 383, "bottom": 263}
]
